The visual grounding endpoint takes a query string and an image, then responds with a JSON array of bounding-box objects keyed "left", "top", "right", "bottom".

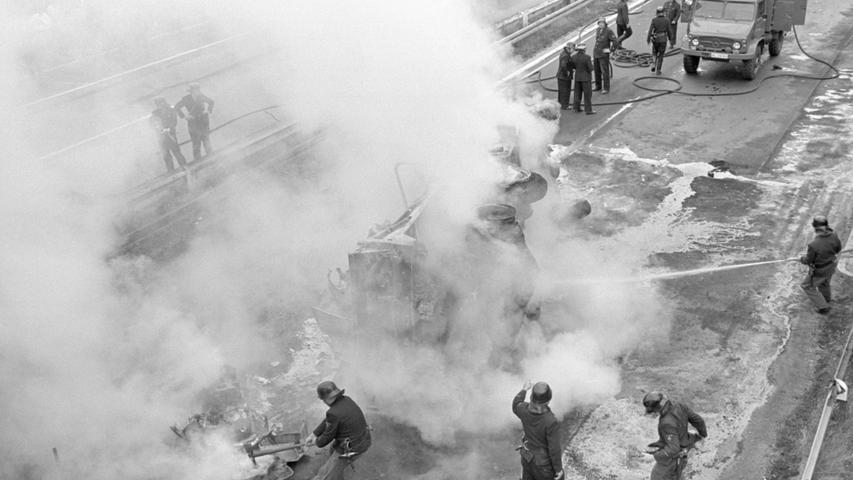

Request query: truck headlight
[
  {"left": 691, "top": 38, "right": 699, "bottom": 46},
  {"left": 732, "top": 41, "right": 742, "bottom": 50}
]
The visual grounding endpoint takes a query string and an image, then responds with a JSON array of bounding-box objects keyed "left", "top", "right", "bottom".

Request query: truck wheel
[
  {"left": 769, "top": 32, "right": 783, "bottom": 57},
  {"left": 741, "top": 45, "right": 762, "bottom": 80},
  {"left": 683, "top": 54, "right": 700, "bottom": 74}
]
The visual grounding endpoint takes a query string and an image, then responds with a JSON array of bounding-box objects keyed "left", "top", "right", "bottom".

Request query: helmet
[
  {"left": 656, "top": 5, "right": 665, "bottom": 12},
  {"left": 188, "top": 82, "right": 201, "bottom": 91},
  {"left": 597, "top": 16, "right": 607, "bottom": 24},
  {"left": 154, "top": 97, "right": 167, "bottom": 107},
  {"left": 316, "top": 381, "right": 342, "bottom": 401},
  {"left": 575, "top": 42, "right": 587, "bottom": 50},
  {"left": 642, "top": 391, "right": 664, "bottom": 413},
  {"left": 531, "top": 382, "right": 552, "bottom": 404},
  {"left": 812, "top": 215, "right": 829, "bottom": 228}
]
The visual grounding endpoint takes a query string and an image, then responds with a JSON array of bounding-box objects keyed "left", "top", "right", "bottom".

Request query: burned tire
[
  {"left": 741, "top": 45, "right": 762, "bottom": 80},
  {"left": 683, "top": 54, "right": 700, "bottom": 74},
  {"left": 769, "top": 33, "right": 783, "bottom": 56}
]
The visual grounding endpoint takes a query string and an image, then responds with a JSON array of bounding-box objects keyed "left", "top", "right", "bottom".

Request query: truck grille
[{"left": 696, "top": 37, "right": 734, "bottom": 53}]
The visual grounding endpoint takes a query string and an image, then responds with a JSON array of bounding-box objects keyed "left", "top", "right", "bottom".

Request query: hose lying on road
[{"left": 524, "top": 25, "right": 840, "bottom": 105}]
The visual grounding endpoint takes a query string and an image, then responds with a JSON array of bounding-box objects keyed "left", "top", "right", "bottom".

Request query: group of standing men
[
  {"left": 556, "top": 17, "right": 619, "bottom": 114},
  {"left": 556, "top": 0, "right": 682, "bottom": 110},
  {"left": 514, "top": 383, "right": 707, "bottom": 480},
  {"left": 149, "top": 82, "right": 215, "bottom": 173}
]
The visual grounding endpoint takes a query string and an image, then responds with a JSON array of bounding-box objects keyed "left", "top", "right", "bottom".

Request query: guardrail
[{"left": 494, "top": 0, "right": 595, "bottom": 46}]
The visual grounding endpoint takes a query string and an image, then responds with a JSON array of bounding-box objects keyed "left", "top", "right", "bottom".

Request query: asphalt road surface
[{"left": 521, "top": 0, "right": 853, "bottom": 478}]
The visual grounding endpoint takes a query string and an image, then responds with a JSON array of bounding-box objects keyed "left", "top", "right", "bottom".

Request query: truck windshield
[
  {"left": 694, "top": 0, "right": 755, "bottom": 21},
  {"left": 724, "top": 2, "right": 755, "bottom": 20}
]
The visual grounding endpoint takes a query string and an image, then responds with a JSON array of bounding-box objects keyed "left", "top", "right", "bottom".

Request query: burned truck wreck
[{"left": 329, "top": 156, "right": 548, "bottom": 349}]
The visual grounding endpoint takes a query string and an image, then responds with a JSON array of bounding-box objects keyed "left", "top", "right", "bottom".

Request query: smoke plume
[{"left": 0, "top": 0, "right": 667, "bottom": 479}]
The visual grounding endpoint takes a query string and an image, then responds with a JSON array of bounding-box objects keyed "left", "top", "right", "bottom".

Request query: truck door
[{"left": 681, "top": 0, "right": 694, "bottom": 22}]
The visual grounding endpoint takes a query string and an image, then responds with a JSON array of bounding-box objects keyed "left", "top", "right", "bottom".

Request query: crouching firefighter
[
  {"left": 642, "top": 392, "right": 707, "bottom": 480},
  {"left": 513, "top": 381, "right": 564, "bottom": 480},
  {"left": 305, "top": 381, "right": 371, "bottom": 480}
]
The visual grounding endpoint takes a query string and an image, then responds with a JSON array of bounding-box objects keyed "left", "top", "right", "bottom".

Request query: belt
[{"left": 814, "top": 260, "right": 837, "bottom": 269}]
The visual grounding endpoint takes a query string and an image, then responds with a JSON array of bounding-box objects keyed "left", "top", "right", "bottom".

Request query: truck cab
[{"left": 679, "top": 0, "right": 806, "bottom": 79}]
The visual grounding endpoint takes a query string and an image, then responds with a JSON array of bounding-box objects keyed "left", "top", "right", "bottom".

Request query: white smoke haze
[{"left": 0, "top": 0, "right": 670, "bottom": 479}]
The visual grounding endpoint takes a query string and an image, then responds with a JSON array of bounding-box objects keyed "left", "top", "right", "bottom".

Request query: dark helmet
[
  {"left": 531, "top": 382, "right": 552, "bottom": 404},
  {"left": 316, "top": 380, "right": 343, "bottom": 401},
  {"left": 642, "top": 391, "right": 664, "bottom": 413},
  {"left": 812, "top": 215, "right": 829, "bottom": 228}
]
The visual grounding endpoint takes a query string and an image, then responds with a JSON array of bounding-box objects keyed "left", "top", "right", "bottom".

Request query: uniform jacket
[
  {"left": 801, "top": 229, "right": 843, "bottom": 271},
  {"left": 512, "top": 389, "right": 562, "bottom": 474},
  {"left": 663, "top": 0, "right": 681, "bottom": 23},
  {"left": 150, "top": 106, "right": 179, "bottom": 135},
  {"left": 557, "top": 48, "right": 575, "bottom": 80},
  {"left": 313, "top": 394, "right": 371, "bottom": 455},
  {"left": 593, "top": 26, "right": 618, "bottom": 58},
  {"left": 651, "top": 400, "right": 707, "bottom": 462},
  {"left": 571, "top": 51, "right": 594, "bottom": 81},
  {"left": 175, "top": 93, "right": 215, "bottom": 134},
  {"left": 616, "top": 0, "right": 630, "bottom": 26},
  {"left": 648, "top": 15, "right": 670, "bottom": 43}
]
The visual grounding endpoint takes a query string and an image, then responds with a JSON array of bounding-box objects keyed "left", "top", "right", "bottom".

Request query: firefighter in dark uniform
[
  {"left": 305, "top": 381, "right": 372, "bottom": 480},
  {"left": 648, "top": 6, "right": 670, "bottom": 75},
  {"left": 571, "top": 43, "right": 595, "bottom": 115},
  {"left": 150, "top": 97, "right": 187, "bottom": 172},
  {"left": 643, "top": 392, "right": 707, "bottom": 480},
  {"left": 592, "top": 17, "right": 618, "bottom": 94},
  {"left": 800, "top": 215, "right": 843, "bottom": 314},
  {"left": 557, "top": 42, "right": 575, "bottom": 110},
  {"left": 513, "top": 381, "right": 564, "bottom": 480},
  {"left": 663, "top": 0, "right": 682, "bottom": 48},
  {"left": 615, "top": 0, "right": 632, "bottom": 46},
  {"left": 175, "top": 82, "right": 215, "bottom": 161}
]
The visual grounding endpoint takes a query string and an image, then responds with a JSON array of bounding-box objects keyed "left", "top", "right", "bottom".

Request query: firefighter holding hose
[
  {"left": 513, "top": 381, "right": 564, "bottom": 480},
  {"left": 642, "top": 391, "right": 707, "bottom": 480},
  {"left": 800, "top": 215, "right": 843, "bottom": 314}
]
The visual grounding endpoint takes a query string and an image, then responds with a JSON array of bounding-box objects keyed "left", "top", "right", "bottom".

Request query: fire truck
[{"left": 679, "top": 0, "right": 808, "bottom": 79}]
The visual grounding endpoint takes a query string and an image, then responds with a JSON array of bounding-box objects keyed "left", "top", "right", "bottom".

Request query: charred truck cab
[{"left": 679, "top": 0, "right": 807, "bottom": 79}]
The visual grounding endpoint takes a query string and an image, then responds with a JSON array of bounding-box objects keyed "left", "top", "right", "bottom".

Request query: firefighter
[
  {"left": 662, "top": 0, "right": 682, "bottom": 48},
  {"left": 648, "top": 6, "right": 670, "bottom": 75},
  {"left": 615, "top": 0, "right": 632, "bottom": 47},
  {"left": 557, "top": 42, "right": 575, "bottom": 110},
  {"left": 800, "top": 215, "right": 843, "bottom": 314},
  {"left": 150, "top": 97, "right": 187, "bottom": 172},
  {"left": 513, "top": 381, "right": 564, "bottom": 480},
  {"left": 592, "top": 17, "right": 618, "bottom": 94},
  {"left": 175, "top": 82, "right": 215, "bottom": 161},
  {"left": 643, "top": 392, "right": 707, "bottom": 480},
  {"left": 571, "top": 43, "right": 595, "bottom": 115},
  {"left": 304, "top": 381, "right": 371, "bottom": 480}
]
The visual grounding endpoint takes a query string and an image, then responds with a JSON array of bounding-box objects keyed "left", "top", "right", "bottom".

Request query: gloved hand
[
  {"left": 523, "top": 380, "right": 533, "bottom": 391},
  {"left": 304, "top": 433, "right": 317, "bottom": 446},
  {"left": 800, "top": 256, "right": 809, "bottom": 265},
  {"left": 603, "top": 48, "right": 611, "bottom": 54},
  {"left": 554, "top": 471, "right": 564, "bottom": 480}
]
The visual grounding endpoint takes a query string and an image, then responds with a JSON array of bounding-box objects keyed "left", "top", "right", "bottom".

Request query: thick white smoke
[{"left": 0, "top": 0, "right": 668, "bottom": 478}]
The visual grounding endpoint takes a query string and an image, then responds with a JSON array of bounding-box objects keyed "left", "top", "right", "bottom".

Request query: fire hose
[
  {"left": 560, "top": 249, "right": 853, "bottom": 285},
  {"left": 523, "top": 25, "right": 840, "bottom": 105}
]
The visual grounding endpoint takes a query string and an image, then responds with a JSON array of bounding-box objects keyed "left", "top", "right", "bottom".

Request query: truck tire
[
  {"left": 683, "top": 54, "right": 700, "bottom": 74},
  {"left": 769, "top": 32, "right": 783, "bottom": 57},
  {"left": 741, "top": 44, "right": 762, "bottom": 80}
]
